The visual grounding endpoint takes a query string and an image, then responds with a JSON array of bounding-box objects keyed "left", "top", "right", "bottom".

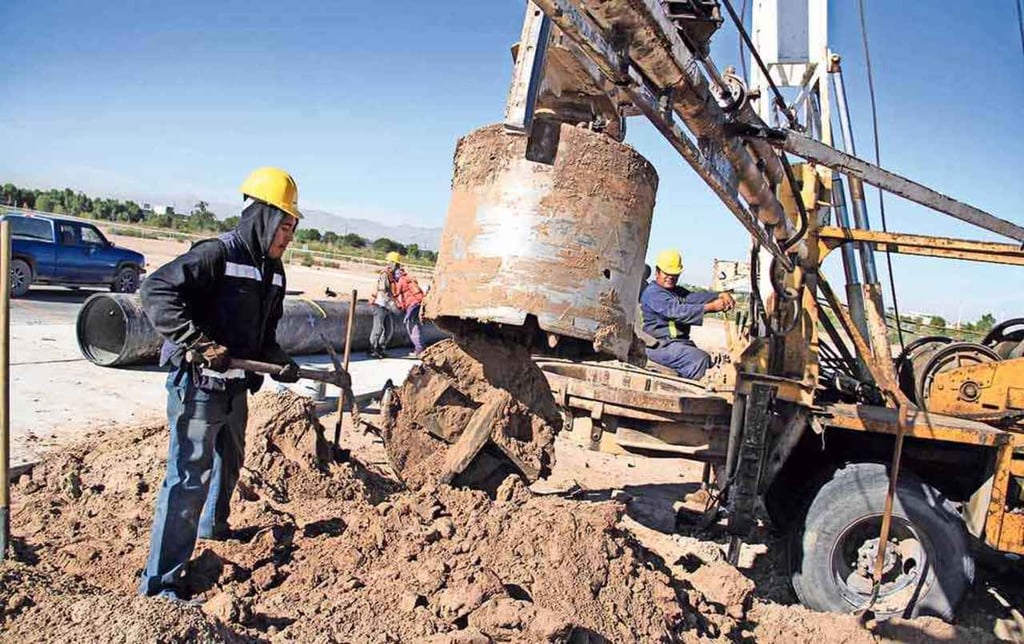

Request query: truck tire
[
  {"left": 111, "top": 266, "right": 140, "bottom": 294},
  {"left": 791, "top": 462, "right": 973, "bottom": 620},
  {"left": 10, "top": 258, "right": 31, "bottom": 298}
]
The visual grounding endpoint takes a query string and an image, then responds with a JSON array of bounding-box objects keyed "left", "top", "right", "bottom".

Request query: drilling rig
[{"left": 384, "top": 0, "right": 1024, "bottom": 620}]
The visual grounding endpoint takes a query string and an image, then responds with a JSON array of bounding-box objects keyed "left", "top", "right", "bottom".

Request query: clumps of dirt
[
  {"left": 2, "top": 391, "right": 691, "bottom": 642},
  {"left": 747, "top": 603, "right": 999, "bottom": 644},
  {"left": 382, "top": 334, "right": 562, "bottom": 492},
  {"left": 1, "top": 561, "right": 239, "bottom": 643}
]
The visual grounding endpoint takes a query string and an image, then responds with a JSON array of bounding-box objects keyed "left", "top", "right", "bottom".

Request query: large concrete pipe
[
  {"left": 76, "top": 293, "right": 447, "bottom": 367},
  {"left": 427, "top": 123, "right": 658, "bottom": 360}
]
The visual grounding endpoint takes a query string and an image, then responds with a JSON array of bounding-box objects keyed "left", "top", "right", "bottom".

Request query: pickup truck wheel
[
  {"left": 10, "top": 259, "right": 31, "bottom": 298},
  {"left": 791, "top": 462, "right": 973, "bottom": 620},
  {"left": 111, "top": 266, "right": 140, "bottom": 293}
]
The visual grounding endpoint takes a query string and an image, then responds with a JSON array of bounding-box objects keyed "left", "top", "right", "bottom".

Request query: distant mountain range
[{"left": 205, "top": 201, "right": 443, "bottom": 250}]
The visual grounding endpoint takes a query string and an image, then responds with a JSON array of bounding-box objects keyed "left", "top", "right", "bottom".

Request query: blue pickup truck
[{"left": 3, "top": 213, "right": 146, "bottom": 298}]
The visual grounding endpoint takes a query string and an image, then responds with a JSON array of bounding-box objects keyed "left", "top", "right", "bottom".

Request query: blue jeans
[
  {"left": 405, "top": 303, "right": 424, "bottom": 355},
  {"left": 646, "top": 340, "right": 711, "bottom": 380},
  {"left": 139, "top": 369, "right": 248, "bottom": 596}
]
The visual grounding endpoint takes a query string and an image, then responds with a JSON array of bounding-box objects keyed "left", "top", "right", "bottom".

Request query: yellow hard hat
[
  {"left": 655, "top": 249, "right": 683, "bottom": 276},
  {"left": 240, "top": 167, "right": 302, "bottom": 220},
  {"left": 385, "top": 251, "right": 402, "bottom": 264}
]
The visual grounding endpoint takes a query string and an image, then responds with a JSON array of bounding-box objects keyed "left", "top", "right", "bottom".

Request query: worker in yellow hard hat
[
  {"left": 138, "top": 167, "right": 304, "bottom": 600},
  {"left": 639, "top": 249, "right": 735, "bottom": 380}
]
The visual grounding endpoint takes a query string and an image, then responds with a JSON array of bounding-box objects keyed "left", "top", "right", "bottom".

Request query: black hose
[
  {"left": 780, "top": 153, "right": 810, "bottom": 252},
  {"left": 748, "top": 242, "right": 772, "bottom": 334}
]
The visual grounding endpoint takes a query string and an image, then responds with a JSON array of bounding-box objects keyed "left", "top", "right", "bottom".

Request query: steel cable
[
  {"left": 857, "top": 0, "right": 906, "bottom": 354},
  {"left": 1017, "top": 0, "right": 1024, "bottom": 60},
  {"left": 738, "top": 0, "right": 749, "bottom": 81}
]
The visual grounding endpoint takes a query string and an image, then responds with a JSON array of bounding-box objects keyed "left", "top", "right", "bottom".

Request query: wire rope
[
  {"left": 1016, "top": 0, "right": 1024, "bottom": 60},
  {"left": 857, "top": 0, "right": 906, "bottom": 353},
  {"left": 738, "top": 0, "right": 749, "bottom": 81}
]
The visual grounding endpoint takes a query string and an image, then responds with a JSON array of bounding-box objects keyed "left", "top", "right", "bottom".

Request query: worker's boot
[{"left": 198, "top": 523, "right": 233, "bottom": 542}]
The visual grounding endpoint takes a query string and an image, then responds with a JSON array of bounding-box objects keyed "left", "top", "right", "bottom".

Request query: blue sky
[{"left": 1, "top": 1, "right": 1021, "bottom": 320}]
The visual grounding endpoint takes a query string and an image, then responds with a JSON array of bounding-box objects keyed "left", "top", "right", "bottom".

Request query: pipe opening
[{"left": 77, "top": 296, "right": 130, "bottom": 366}]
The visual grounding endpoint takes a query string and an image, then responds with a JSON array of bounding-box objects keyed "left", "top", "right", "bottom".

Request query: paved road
[{"left": 11, "top": 286, "right": 98, "bottom": 326}]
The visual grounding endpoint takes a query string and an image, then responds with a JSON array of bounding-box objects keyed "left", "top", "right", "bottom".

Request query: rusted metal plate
[
  {"left": 821, "top": 403, "right": 1011, "bottom": 448},
  {"left": 614, "top": 426, "right": 724, "bottom": 460},
  {"left": 428, "top": 124, "right": 658, "bottom": 359},
  {"left": 538, "top": 359, "right": 732, "bottom": 417},
  {"left": 993, "top": 512, "right": 1024, "bottom": 555}
]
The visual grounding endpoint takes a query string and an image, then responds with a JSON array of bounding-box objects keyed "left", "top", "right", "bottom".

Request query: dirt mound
[
  {"left": 2, "top": 390, "right": 1001, "bottom": 643},
  {"left": 382, "top": 335, "right": 562, "bottom": 491},
  {"left": 3, "top": 391, "right": 688, "bottom": 642}
]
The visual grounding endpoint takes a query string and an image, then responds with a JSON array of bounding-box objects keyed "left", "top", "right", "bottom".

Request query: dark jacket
[
  {"left": 141, "top": 202, "right": 289, "bottom": 392},
  {"left": 640, "top": 281, "right": 719, "bottom": 344}
]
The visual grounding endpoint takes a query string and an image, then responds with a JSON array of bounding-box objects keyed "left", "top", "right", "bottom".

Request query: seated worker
[{"left": 640, "top": 249, "right": 735, "bottom": 380}]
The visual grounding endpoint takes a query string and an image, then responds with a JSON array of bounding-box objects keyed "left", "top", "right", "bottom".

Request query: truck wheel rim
[
  {"left": 11, "top": 265, "right": 27, "bottom": 290},
  {"left": 118, "top": 272, "right": 136, "bottom": 291},
  {"left": 829, "top": 514, "right": 932, "bottom": 614}
]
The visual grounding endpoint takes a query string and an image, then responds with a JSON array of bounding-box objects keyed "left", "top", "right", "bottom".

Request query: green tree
[
  {"left": 18, "top": 188, "right": 35, "bottom": 208},
  {"left": 322, "top": 231, "right": 339, "bottom": 246},
  {"left": 188, "top": 201, "right": 218, "bottom": 231},
  {"left": 123, "top": 200, "right": 145, "bottom": 223},
  {"left": 35, "top": 194, "right": 56, "bottom": 213},
  {"left": 929, "top": 315, "right": 947, "bottom": 329},
  {"left": 372, "top": 237, "right": 406, "bottom": 254},
  {"left": 406, "top": 243, "right": 420, "bottom": 259},
  {"left": 296, "top": 228, "right": 322, "bottom": 244},
  {"left": 219, "top": 215, "right": 240, "bottom": 232},
  {"left": 341, "top": 233, "right": 367, "bottom": 248},
  {"left": 976, "top": 313, "right": 996, "bottom": 332}
]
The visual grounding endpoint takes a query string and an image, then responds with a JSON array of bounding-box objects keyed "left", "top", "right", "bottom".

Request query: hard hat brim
[{"left": 244, "top": 194, "right": 302, "bottom": 220}]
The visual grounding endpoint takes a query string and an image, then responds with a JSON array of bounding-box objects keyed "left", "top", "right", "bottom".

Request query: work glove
[
  {"left": 271, "top": 360, "right": 301, "bottom": 384},
  {"left": 264, "top": 346, "right": 300, "bottom": 383},
  {"left": 187, "top": 336, "right": 231, "bottom": 372}
]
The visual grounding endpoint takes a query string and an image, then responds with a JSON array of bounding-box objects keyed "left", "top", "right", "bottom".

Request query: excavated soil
[
  {"left": 0, "top": 391, "right": 1003, "bottom": 642},
  {"left": 382, "top": 334, "right": 562, "bottom": 492}
]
